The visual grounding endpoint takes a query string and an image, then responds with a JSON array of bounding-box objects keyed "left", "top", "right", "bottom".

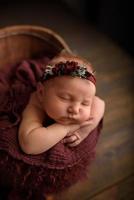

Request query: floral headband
[{"left": 40, "top": 61, "right": 96, "bottom": 85}]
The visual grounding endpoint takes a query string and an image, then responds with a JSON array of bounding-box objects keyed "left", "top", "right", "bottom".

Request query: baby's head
[{"left": 38, "top": 53, "right": 96, "bottom": 125}]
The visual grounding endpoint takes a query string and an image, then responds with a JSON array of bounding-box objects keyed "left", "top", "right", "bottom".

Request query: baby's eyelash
[
  {"left": 82, "top": 102, "right": 90, "bottom": 106},
  {"left": 59, "top": 95, "right": 70, "bottom": 100}
]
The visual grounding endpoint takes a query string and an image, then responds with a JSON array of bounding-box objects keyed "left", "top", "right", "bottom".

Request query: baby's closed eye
[
  {"left": 58, "top": 92, "right": 71, "bottom": 101},
  {"left": 59, "top": 95, "right": 70, "bottom": 100},
  {"left": 81, "top": 101, "right": 90, "bottom": 106}
]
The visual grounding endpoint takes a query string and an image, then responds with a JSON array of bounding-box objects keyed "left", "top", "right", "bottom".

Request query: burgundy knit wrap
[{"left": 0, "top": 57, "right": 103, "bottom": 200}]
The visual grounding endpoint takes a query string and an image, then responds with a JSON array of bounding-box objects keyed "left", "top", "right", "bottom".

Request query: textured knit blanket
[{"left": 0, "top": 57, "right": 103, "bottom": 199}]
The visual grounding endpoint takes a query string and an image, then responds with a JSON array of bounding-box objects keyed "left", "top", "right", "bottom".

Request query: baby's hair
[{"left": 50, "top": 50, "right": 95, "bottom": 75}]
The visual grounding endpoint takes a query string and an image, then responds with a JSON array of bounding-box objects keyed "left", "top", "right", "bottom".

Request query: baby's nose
[{"left": 68, "top": 103, "right": 80, "bottom": 115}]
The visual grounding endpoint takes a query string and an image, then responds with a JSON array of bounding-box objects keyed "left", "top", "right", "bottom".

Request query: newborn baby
[{"left": 18, "top": 53, "right": 105, "bottom": 154}]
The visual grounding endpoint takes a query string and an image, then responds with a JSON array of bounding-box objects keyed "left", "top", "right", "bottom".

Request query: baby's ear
[{"left": 37, "top": 82, "right": 44, "bottom": 101}]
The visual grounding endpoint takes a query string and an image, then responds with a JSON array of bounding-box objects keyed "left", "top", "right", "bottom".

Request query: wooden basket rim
[{"left": 0, "top": 25, "right": 72, "bottom": 53}]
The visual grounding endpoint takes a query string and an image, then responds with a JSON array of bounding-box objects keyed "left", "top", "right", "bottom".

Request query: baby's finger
[
  {"left": 63, "top": 135, "right": 78, "bottom": 143},
  {"left": 67, "top": 139, "right": 80, "bottom": 147},
  {"left": 66, "top": 131, "right": 73, "bottom": 137}
]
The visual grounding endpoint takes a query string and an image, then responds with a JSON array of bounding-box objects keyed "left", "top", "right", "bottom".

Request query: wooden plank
[{"left": 90, "top": 174, "right": 134, "bottom": 200}]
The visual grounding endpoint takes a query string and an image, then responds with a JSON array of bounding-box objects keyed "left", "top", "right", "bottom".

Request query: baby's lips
[
  {"left": 87, "top": 117, "right": 94, "bottom": 124},
  {"left": 88, "top": 117, "right": 94, "bottom": 121}
]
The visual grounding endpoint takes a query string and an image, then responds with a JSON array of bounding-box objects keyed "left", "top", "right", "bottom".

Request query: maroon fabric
[{"left": 0, "top": 58, "right": 103, "bottom": 199}]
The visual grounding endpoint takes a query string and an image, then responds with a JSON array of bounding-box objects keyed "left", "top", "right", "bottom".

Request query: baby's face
[{"left": 40, "top": 76, "right": 96, "bottom": 125}]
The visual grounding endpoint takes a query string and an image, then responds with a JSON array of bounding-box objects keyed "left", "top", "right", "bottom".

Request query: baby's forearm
[{"left": 19, "top": 123, "right": 79, "bottom": 155}]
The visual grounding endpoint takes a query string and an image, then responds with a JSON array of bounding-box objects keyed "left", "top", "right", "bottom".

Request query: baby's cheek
[
  {"left": 81, "top": 110, "right": 91, "bottom": 121},
  {"left": 56, "top": 103, "right": 66, "bottom": 115}
]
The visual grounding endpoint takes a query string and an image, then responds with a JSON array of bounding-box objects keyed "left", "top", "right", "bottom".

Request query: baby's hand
[{"left": 63, "top": 118, "right": 94, "bottom": 147}]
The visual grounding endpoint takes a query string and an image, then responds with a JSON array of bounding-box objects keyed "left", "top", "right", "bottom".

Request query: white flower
[{"left": 45, "top": 65, "right": 54, "bottom": 75}]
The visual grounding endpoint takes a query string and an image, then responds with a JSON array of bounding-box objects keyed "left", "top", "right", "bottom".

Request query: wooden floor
[
  {"left": 57, "top": 46, "right": 134, "bottom": 200},
  {"left": 0, "top": 2, "right": 134, "bottom": 200}
]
